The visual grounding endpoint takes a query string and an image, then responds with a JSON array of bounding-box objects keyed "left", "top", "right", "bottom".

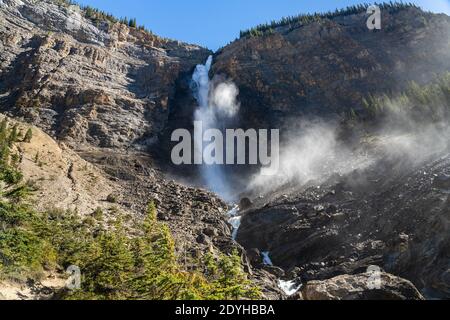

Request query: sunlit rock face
[{"left": 0, "top": 0, "right": 211, "bottom": 150}]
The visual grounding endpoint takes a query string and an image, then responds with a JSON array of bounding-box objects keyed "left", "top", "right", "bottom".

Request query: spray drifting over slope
[
  {"left": 247, "top": 84, "right": 450, "bottom": 197},
  {"left": 247, "top": 119, "right": 372, "bottom": 194},
  {"left": 191, "top": 56, "right": 240, "bottom": 201}
]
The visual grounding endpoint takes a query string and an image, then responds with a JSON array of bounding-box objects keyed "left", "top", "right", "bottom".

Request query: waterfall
[
  {"left": 261, "top": 251, "right": 273, "bottom": 266},
  {"left": 227, "top": 206, "right": 241, "bottom": 240},
  {"left": 191, "top": 60, "right": 297, "bottom": 292},
  {"left": 192, "top": 56, "right": 212, "bottom": 112},
  {"left": 191, "top": 56, "right": 239, "bottom": 201}
]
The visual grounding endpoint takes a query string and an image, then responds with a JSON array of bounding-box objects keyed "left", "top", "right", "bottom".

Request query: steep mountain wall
[
  {"left": 0, "top": 0, "right": 211, "bottom": 150},
  {"left": 211, "top": 7, "right": 450, "bottom": 130}
]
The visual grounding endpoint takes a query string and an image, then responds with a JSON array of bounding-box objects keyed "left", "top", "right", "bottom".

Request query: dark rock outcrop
[
  {"left": 212, "top": 7, "right": 450, "bottom": 131},
  {"left": 237, "top": 152, "right": 450, "bottom": 299}
]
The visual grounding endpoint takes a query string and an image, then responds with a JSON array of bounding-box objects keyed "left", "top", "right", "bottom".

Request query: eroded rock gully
[{"left": 237, "top": 152, "right": 450, "bottom": 299}]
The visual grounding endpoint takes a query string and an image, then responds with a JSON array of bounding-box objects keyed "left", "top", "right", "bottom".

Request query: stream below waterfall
[
  {"left": 227, "top": 206, "right": 242, "bottom": 241},
  {"left": 193, "top": 57, "right": 300, "bottom": 297},
  {"left": 226, "top": 206, "right": 301, "bottom": 296}
]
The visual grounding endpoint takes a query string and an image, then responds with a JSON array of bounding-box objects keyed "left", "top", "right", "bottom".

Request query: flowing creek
[
  {"left": 226, "top": 206, "right": 301, "bottom": 296},
  {"left": 194, "top": 56, "right": 301, "bottom": 297}
]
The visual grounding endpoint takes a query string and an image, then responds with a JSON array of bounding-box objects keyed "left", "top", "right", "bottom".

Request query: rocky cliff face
[
  {"left": 0, "top": 0, "right": 449, "bottom": 300},
  {"left": 0, "top": 0, "right": 235, "bottom": 298},
  {"left": 208, "top": 5, "right": 450, "bottom": 300},
  {"left": 0, "top": 0, "right": 210, "bottom": 150},
  {"left": 212, "top": 7, "right": 450, "bottom": 130},
  {"left": 0, "top": 0, "right": 218, "bottom": 256},
  {"left": 237, "top": 148, "right": 450, "bottom": 299},
  {"left": 0, "top": 0, "right": 285, "bottom": 300}
]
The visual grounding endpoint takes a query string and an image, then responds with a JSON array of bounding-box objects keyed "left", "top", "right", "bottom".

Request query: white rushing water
[
  {"left": 278, "top": 280, "right": 302, "bottom": 296},
  {"left": 192, "top": 56, "right": 228, "bottom": 198},
  {"left": 227, "top": 205, "right": 241, "bottom": 240},
  {"left": 192, "top": 58, "right": 299, "bottom": 296},
  {"left": 261, "top": 251, "right": 273, "bottom": 266},
  {"left": 192, "top": 57, "right": 245, "bottom": 238},
  {"left": 192, "top": 56, "right": 213, "bottom": 112},
  {"left": 264, "top": 253, "right": 302, "bottom": 296},
  {"left": 229, "top": 216, "right": 242, "bottom": 240},
  {"left": 191, "top": 56, "right": 240, "bottom": 202}
]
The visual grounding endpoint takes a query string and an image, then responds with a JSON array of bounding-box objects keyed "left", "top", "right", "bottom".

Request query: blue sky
[{"left": 77, "top": 0, "right": 450, "bottom": 50}]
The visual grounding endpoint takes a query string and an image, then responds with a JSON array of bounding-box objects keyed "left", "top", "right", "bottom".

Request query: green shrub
[
  {"left": 106, "top": 194, "right": 117, "bottom": 203},
  {"left": 23, "top": 128, "right": 33, "bottom": 143},
  {"left": 58, "top": 0, "right": 153, "bottom": 35},
  {"left": 361, "top": 72, "right": 450, "bottom": 121},
  {"left": 92, "top": 207, "right": 104, "bottom": 221},
  {"left": 7, "top": 124, "right": 18, "bottom": 147},
  {"left": 0, "top": 119, "right": 259, "bottom": 300},
  {"left": 128, "top": 18, "right": 137, "bottom": 28},
  {"left": 63, "top": 203, "right": 260, "bottom": 300},
  {"left": 0, "top": 168, "right": 23, "bottom": 185}
]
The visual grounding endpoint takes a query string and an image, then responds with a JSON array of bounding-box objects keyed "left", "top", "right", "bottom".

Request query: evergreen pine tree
[
  {"left": 7, "top": 124, "right": 18, "bottom": 147},
  {"left": 23, "top": 128, "right": 33, "bottom": 143}
]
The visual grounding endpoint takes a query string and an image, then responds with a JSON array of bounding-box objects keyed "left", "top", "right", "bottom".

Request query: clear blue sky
[{"left": 76, "top": 0, "right": 450, "bottom": 50}]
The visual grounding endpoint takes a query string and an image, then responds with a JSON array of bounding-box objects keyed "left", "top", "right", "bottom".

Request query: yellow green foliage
[
  {"left": 361, "top": 72, "right": 450, "bottom": 121},
  {"left": 0, "top": 123, "right": 259, "bottom": 299}
]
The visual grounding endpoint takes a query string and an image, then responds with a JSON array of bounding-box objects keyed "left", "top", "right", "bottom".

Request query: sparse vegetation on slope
[
  {"left": 0, "top": 120, "right": 43, "bottom": 279},
  {"left": 239, "top": 2, "right": 419, "bottom": 38},
  {"left": 361, "top": 72, "right": 450, "bottom": 121},
  {"left": 56, "top": 0, "right": 154, "bottom": 34},
  {"left": 0, "top": 120, "right": 259, "bottom": 299},
  {"left": 65, "top": 202, "right": 260, "bottom": 300}
]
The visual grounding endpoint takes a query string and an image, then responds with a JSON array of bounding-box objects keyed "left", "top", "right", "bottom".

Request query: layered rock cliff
[
  {"left": 0, "top": 0, "right": 273, "bottom": 299},
  {"left": 0, "top": 0, "right": 211, "bottom": 150},
  {"left": 0, "top": 0, "right": 449, "bottom": 300}
]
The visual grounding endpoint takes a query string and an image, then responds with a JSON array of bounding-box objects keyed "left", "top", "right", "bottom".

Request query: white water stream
[
  {"left": 262, "top": 252, "right": 301, "bottom": 296},
  {"left": 191, "top": 56, "right": 240, "bottom": 202},
  {"left": 192, "top": 58, "right": 300, "bottom": 297},
  {"left": 226, "top": 205, "right": 241, "bottom": 241},
  {"left": 261, "top": 251, "right": 273, "bottom": 266},
  {"left": 278, "top": 280, "right": 302, "bottom": 296}
]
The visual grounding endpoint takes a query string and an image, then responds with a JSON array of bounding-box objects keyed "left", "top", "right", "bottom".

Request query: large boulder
[{"left": 302, "top": 272, "right": 424, "bottom": 300}]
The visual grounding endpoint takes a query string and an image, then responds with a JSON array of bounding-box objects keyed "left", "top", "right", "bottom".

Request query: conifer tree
[
  {"left": 7, "top": 124, "right": 18, "bottom": 147},
  {"left": 23, "top": 128, "right": 33, "bottom": 143},
  {"left": 129, "top": 18, "right": 137, "bottom": 28}
]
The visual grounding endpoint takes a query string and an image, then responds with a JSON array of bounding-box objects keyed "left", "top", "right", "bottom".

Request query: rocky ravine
[
  {"left": 237, "top": 142, "right": 450, "bottom": 299},
  {"left": 0, "top": 0, "right": 221, "bottom": 250},
  {"left": 0, "top": 115, "right": 285, "bottom": 300}
]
